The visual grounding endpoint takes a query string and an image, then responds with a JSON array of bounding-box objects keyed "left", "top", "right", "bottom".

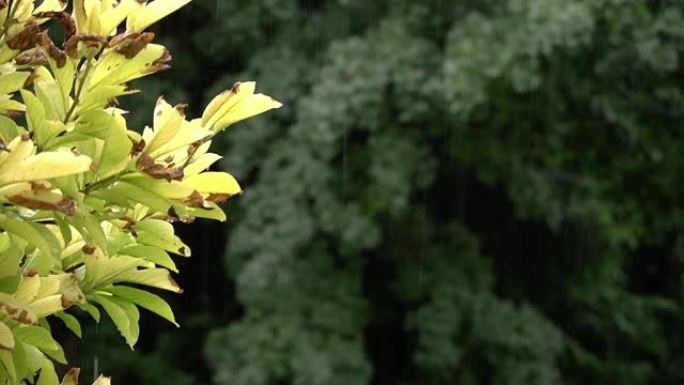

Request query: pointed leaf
[{"left": 107, "top": 285, "right": 177, "bottom": 326}]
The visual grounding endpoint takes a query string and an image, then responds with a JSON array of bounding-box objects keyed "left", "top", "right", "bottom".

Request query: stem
[
  {"left": 0, "top": 0, "right": 14, "bottom": 41},
  {"left": 181, "top": 135, "right": 213, "bottom": 169},
  {"left": 83, "top": 170, "right": 132, "bottom": 194},
  {"left": 64, "top": 58, "right": 93, "bottom": 123}
]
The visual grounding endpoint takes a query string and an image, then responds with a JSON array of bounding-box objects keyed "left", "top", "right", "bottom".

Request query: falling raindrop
[
  {"left": 93, "top": 322, "right": 100, "bottom": 382},
  {"left": 342, "top": 125, "right": 348, "bottom": 187}
]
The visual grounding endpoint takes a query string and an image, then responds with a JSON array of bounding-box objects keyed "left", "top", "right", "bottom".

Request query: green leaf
[
  {"left": 0, "top": 72, "right": 30, "bottom": 94},
  {"left": 119, "top": 245, "right": 178, "bottom": 272},
  {"left": 0, "top": 349, "right": 16, "bottom": 384},
  {"left": 11, "top": 339, "right": 28, "bottom": 380},
  {"left": 55, "top": 312, "right": 82, "bottom": 338},
  {"left": 107, "top": 285, "right": 177, "bottom": 326},
  {"left": 0, "top": 138, "right": 92, "bottom": 185},
  {"left": 20, "top": 90, "right": 51, "bottom": 148},
  {"left": 13, "top": 325, "right": 66, "bottom": 364},
  {"left": 144, "top": 97, "right": 185, "bottom": 157},
  {"left": 111, "top": 297, "right": 140, "bottom": 349},
  {"left": 34, "top": 76, "right": 67, "bottom": 121},
  {"left": 183, "top": 202, "right": 227, "bottom": 222},
  {"left": 75, "top": 209, "right": 108, "bottom": 252},
  {"left": 183, "top": 172, "right": 241, "bottom": 195},
  {"left": 0, "top": 215, "right": 61, "bottom": 268},
  {"left": 90, "top": 44, "right": 169, "bottom": 87},
  {"left": 121, "top": 174, "right": 195, "bottom": 200},
  {"left": 0, "top": 242, "right": 23, "bottom": 278},
  {"left": 84, "top": 255, "right": 146, "bottom": 289},
  {"left": 77, "top": 303, "right": 100, "bottom": 323},
  {"left": 0, "top": 115, "right": 22, "bottom": 143},
  {"left": 184, "top": 153, "right": 222, "bottom": 176},
  {"left": 113, "top": 268, "right": 182, "bottom": 293},
  {"left": 54, "top": 214, "right": 73, "bottom": 248},
  {"left": 127, "top": 0, "right": 192, "bottom": 32},
  {"left": 36, "top": 358, "right": 59, "bottom": 385},
  {"left": 49, "top": 57, "right": 75, "bottom": 105},
  {"left": 29, "top": 295, "right": 66, "bottom": 319},
  {"left": 92, "top": 182, "right": 173, "bottom": 213},
  {"left": 20, "top": 342, "right": 43, "bottom": 376},
  {"left": 135, "top": 219, "right": 190, "bottom": 256},
  {"left": 90, "top": 294, "right": 137, "bottom": 348},
  {"left": 0, "top": 321, "right": 14, "bottom": 350}
]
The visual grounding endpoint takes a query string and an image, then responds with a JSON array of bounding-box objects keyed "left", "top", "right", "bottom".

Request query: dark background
[{"left": 64, "top": 0, "right": 684, "bottom": 384}]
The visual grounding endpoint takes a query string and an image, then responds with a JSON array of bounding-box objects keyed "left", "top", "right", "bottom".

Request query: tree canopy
[{"left": 75, "top": 1, "right": 684, "bottom": 384}]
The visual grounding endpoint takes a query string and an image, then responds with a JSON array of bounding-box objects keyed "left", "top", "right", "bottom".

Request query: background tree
[{"left": 80, "top": 1, "right": 684, "bottom": 384}]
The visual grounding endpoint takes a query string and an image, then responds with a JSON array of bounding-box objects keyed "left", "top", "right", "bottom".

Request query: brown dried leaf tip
[
  {"left": 182, "top": 190, "right": 204, "bottom": 207},
  {"left": 15, "top": 48, "right": 48, "bottom": 66},
  {"left": 130, "top": 137, "right": 146, "bottom": 156},
  {"left": 207, "top": 193, "right": 232, "bottom": 203},
  {"left": 137, "top": 154, "right": 184, "bottom": 181},
  {"left": 65, "top": 33, "right": 106, "bottom": 59},
  {"left": 37, "top": 31, "right": 67, "bottom": 67},
  {"left": 8, "top": 195, "right": 77, "bottom": 215},
  {"left": 7, "top": 22, "right": 39, "bottom": 50},
  {"left": 81, "top": 244, "right": 96, "bottom": 255},
  {"left": 111, "top": 31, "right": 155, "bottom": 59},
  {"left": 143, "top": 49, "right": 171, "bottom": 74},
  {"left": 34, "top": 11, "right": 76, "bottom": 40}
]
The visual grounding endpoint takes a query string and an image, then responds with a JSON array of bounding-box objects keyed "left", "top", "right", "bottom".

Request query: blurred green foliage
[{"left": 73, "top": 0, "right": 684, "bottom": 384}]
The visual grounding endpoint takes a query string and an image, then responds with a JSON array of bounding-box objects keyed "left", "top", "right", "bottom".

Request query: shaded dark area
[{"left": 71, "top": 1, "right": 684, "bottom": 384}]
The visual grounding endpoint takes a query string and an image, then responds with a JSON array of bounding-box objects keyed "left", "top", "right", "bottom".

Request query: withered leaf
[
  {"left": 15, "top": 47, "right": 49, "bottom": 66},
  {"left": 8, "top": 195, "right": 76, "bottom": 215},
  {"left": 64, "top": 33, "right": 106, "bottom": 59},
  {"left": 111, "top": 32, "right": 155, "bottom": 59},
  {"left": 34, "top": 11, "right": 76, "bottom": 40},
  {"left": 0, "top": 302, "right": 36, "bottom": 324},
  {"left": 206, "top": 193, "right": 232, "bottom": 203},
  {"left": 23, "top": 69, "right": 38, "bottom": 87},
  {"left": 142, "top": 49, "right": 171, "bottom": 74},
  {"left": 63, "top": 368, "right": 80, "bottom": 385},
  {"left": 130, "top": 138, "right": 145, "bottom": 156},
  {"left": 137, "top": 154, "right": 184, "bottom": 181},
  {"left": 182, "top": 190, "right": 204, "bottom": 207},
  {"left": 7, "top": 22, "right": 39, "bottom": 50},
  {"left": 37, "top": 31, "right": 67, "bottom": 67}
]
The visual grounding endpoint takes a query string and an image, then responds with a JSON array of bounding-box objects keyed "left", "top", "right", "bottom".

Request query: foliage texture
[
  {"left": 67, "top": 0, "right": 684, "bottom": 384},
  {"left": 0, "top": 0, "right": 279, "bottom": 384}
]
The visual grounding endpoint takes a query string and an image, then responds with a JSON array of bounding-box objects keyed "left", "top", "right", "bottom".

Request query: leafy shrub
[{"left": 0, "top": 0, "right": 280, "bottom": 383}]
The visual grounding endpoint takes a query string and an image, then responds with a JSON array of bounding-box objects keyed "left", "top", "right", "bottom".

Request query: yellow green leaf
[
  {"left": 36, "top": 358, "right": 59, "bottom": 385},
  {"left": 202, "top": 82, "right": 282, "bottom": 132},
  {"left": 113, "top": 268, "right": 182, "bottom": 293},
  {"left": 0, "top": 322, "right": 14, "bottom": 350},
  {"left": 0, "top": 137, "right": 92, "bottom": 186},
  {"left": 60, "top": 368, "right": 81, "bottom": 385},
  {"left": 119, "top": 245, "right": 177, "bottom": 273},
  {"left": 183, "top": 172, "right": 241, "bottom": 195},
  {"left": 90, "top": 294, "right": 136, "bottom": 348},
  {"left": 55, "top": 312, "right": 82, "bottom": 338},
  {"left": 107, "top": 285, "right": 177, "bottom": 326},
  {"left": 92, "top": 375, "right": 111, "bottom": 385},
  {"left": 126, "top": 0, "right": 191, "bottom": 32},
  {"left": 135, "top": 219, "right": 190, "bottom": 256},
  {"left": 0, "top": 72, "right": 30, "bottom": 94}
]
